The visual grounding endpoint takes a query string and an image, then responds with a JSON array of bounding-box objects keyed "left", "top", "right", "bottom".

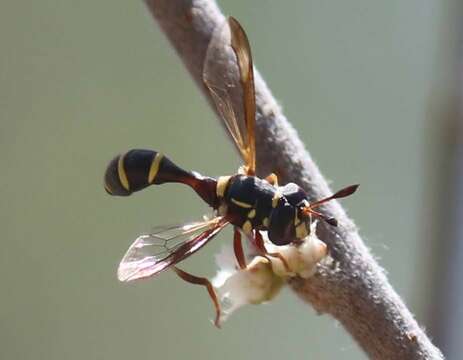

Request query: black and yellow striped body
[
  {"left": 217, "top": 175, "right": 274, "bottom": 232},
  {"left": 104, "top": 149, "right": 311, "bottom": 246},
  {"left": 217, "top": 175, "right": 311, "bottom": 245}
]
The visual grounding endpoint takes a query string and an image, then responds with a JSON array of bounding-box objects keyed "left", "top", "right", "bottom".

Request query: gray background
[{"left": 1, "top": 1, "right": 460, "bottom": 359}]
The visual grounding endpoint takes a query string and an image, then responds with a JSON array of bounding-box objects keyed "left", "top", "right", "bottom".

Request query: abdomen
[{"left": 104, "top": 149, "right": 218, "bottom": 208}]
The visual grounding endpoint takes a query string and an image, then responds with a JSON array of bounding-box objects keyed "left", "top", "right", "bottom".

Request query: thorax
[
  {"left": 215, "top": 175, "right": 311, "bottom": 245},
  {"left": 216, "top": 175, "right": 276, "bottom": 233}
]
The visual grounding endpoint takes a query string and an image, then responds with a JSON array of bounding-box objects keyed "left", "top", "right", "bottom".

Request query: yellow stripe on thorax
[
  {"left": 117, "top": 154, "right": 130, "bottom": 191},
  {"left": 242, "top": 220, "right": 253, "bottom": 234},
  {"left": 294, "top": 210, "right": 308, "bottom": 238},
  {"left": 216, "top": 176, "right": 231, "bottom": 198},
  {"left": 231, "top": 198, "right": 253, "bottom": 208},
  {"left": 247, "top": 209, "right": 256, "bottom": 219},
  {"left": 148, "top": 152, "right": 164, "bottom": 184},
  {"left": 295, "top": 222, "right": 308, "bottom": 239},
  {"left": 272, "top": 191, "right": 282, "bottom": 208},
  {"left": 262, "top": 217, "right": 270, "bottom": 227}
]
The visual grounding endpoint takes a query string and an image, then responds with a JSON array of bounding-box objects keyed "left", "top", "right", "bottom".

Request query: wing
[
  {"left": 117, "top": 216, "right": 229, "bottom": 282},
  {"left": 203, "top": 17, "right": 256, "bottom": 175}
]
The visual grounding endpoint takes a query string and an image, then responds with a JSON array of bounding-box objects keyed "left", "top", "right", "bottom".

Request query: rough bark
[{"left": 143, "top": 0, "right": 444, "bottom": 358}]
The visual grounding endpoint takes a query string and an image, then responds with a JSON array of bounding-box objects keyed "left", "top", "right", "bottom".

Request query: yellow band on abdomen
[
  {"left": 117, "top": 154, "right": 130, "bottom": 191},
  {"left": 148, "top": 152, "right": 164, "bottom": 184}
]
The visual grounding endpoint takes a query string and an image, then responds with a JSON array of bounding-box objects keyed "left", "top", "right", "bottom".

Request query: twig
[{"left": 143, "top": 0, "right": 444, "bottom": 358}]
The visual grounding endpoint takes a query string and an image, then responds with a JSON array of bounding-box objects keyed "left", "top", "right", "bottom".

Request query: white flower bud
[
  {"left": 265, "top": 221, "right": 327, "bottom": 279},
  {"left": 211, "top": 221, "right": 327, "bottom": 324},
  {"left": 212, "top": 249, "right": 283, "bottom": 322}
]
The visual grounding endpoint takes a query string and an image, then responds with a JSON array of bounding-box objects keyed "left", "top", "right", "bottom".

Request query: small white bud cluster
[{"left": 212, "top": 221, "right": 327, "bottom": 323}]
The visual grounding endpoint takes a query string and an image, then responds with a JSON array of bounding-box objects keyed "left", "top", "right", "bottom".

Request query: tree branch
[{"left": 143, "top": 0, "right": 444, "bottom": 358}]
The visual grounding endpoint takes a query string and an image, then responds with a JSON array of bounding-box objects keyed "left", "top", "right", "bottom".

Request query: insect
[{"left": 104, "top": 17, "right": 358, "bottom": 326}]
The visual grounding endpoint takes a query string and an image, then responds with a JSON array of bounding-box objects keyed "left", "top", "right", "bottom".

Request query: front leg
[
  {"left": 233, "top": 227, "right": 247, "bottom": 269},
  {"left": 253, "top": 231, "right": 290, "bottom": 272}
]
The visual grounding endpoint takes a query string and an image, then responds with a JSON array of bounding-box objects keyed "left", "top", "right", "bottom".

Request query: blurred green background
[{"left": 1, "top": 1, "right": 461, "bottom": 359}]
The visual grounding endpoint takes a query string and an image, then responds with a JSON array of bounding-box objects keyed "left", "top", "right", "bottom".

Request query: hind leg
[{"left": 173, "top": 267, "right": 222, "bottom": 328}]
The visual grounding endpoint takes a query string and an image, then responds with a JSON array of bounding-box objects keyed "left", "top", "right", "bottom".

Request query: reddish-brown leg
[
  {"left": 253, "top": 231, "right": 291, "bottom": 272},
  {"left": 233, "top": 228, "right": 247, "bottom": 270},
  {"left": 173, "top": 266, "right": 222, "bottom": 328}
]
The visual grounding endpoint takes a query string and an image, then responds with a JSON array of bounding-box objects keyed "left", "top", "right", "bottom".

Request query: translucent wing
[
  {"left": 203, "top": 17, "right": 256, "bottom": 174},
  {"left": 118, "top": 217, "right": 229, "bottom": 282}
]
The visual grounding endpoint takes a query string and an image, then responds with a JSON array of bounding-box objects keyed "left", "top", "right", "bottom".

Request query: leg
[
  {"left": 253, "top": 231, "right": 290, "bottom": 272},
  {"left": 233, "top": 228, "right": 247, "bottom": 270},
  {"left": 173, "top": 266, "right": 222, "bottom": 328},
  {"left": 265, "top": 173, "right": 279, "bottom": 186}
]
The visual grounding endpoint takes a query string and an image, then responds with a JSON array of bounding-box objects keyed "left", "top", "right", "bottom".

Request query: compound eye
[{"left": 268, "top": 200, "right": 295, "bottom": 246}]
